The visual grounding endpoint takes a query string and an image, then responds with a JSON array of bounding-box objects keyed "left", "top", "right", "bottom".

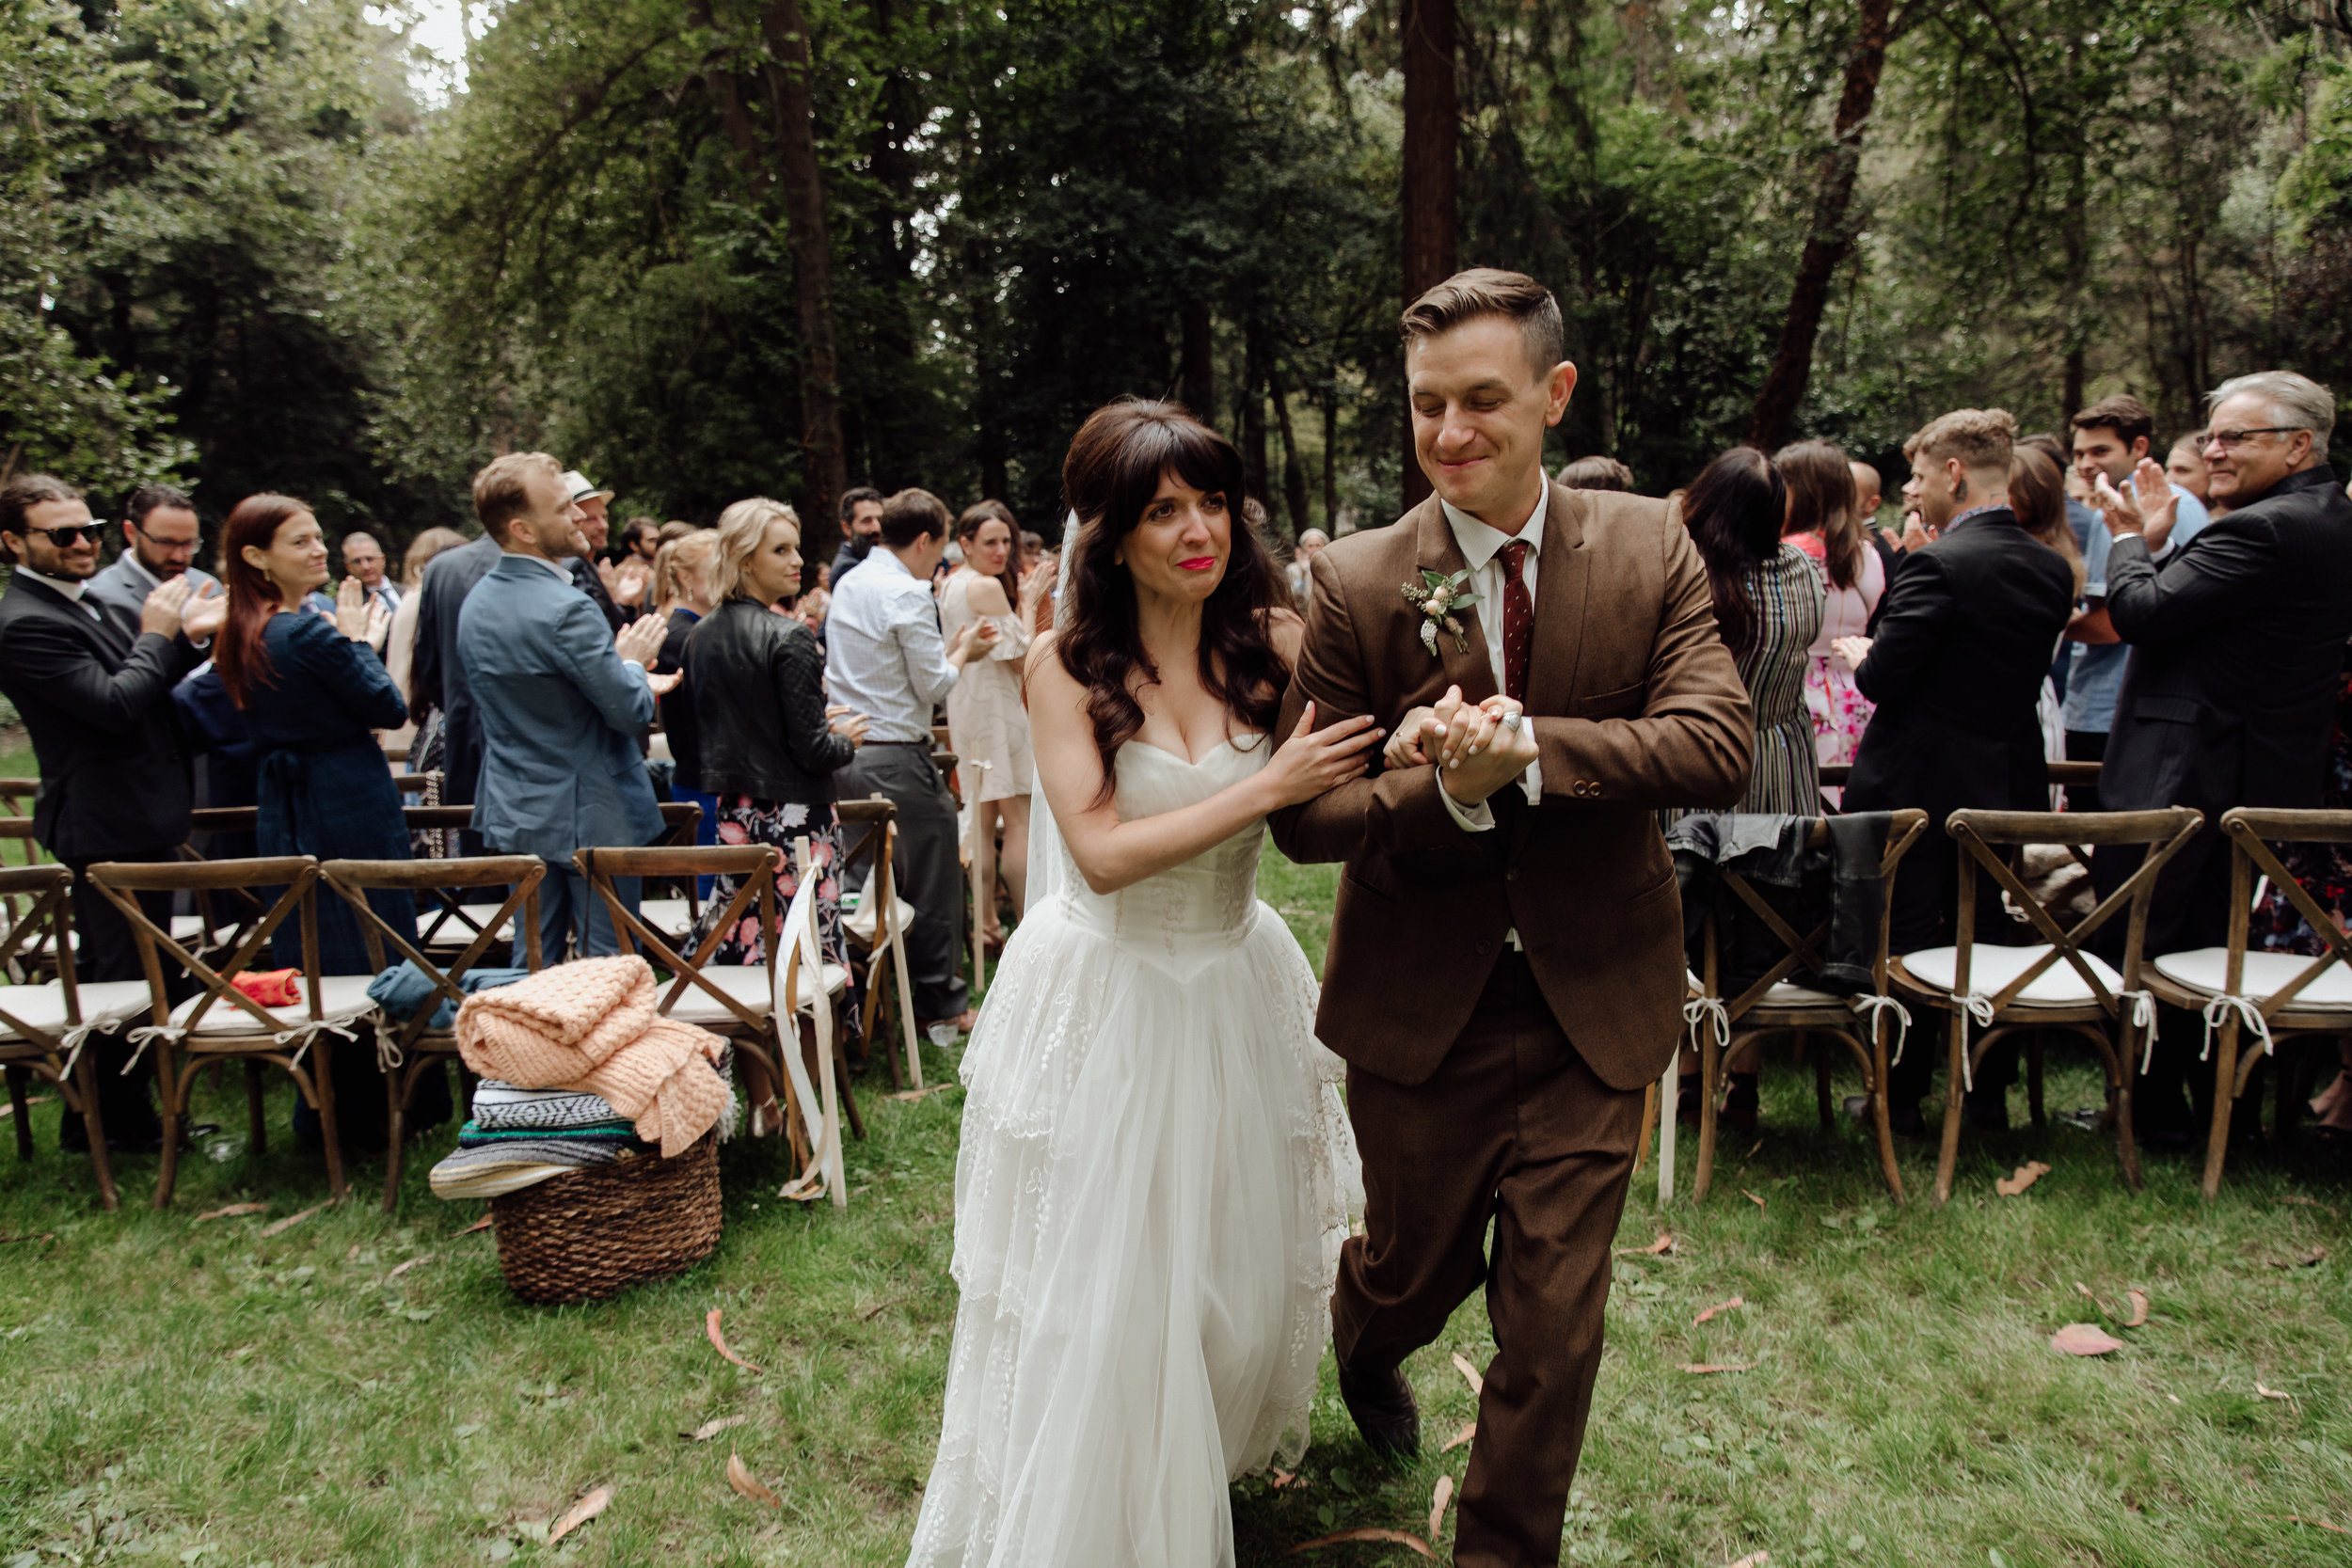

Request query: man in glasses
[
  {"left": 0, "top": 473, "right": 226, "bottom": 1153},
  {"left": 2090, "top": 370, "right": 2352, "bottom": 1148},
  {"left": 85, "top": 484, "right": 218, "bottom": 627}
]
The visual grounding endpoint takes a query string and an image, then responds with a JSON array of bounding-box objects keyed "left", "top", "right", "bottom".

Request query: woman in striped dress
[{"left": 1676, "top": 446, "right": 1825, "bottom": 816}]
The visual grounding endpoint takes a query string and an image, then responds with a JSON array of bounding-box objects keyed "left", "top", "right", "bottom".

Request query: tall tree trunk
[
  {"left": 1400, "top": 0, "right": 1456, "bottom": 510},
  {"left": 1243, "top": 315, "right": 1272, "bottom": 507},
  {"left": 1322, "top": 386, "right": 1339, "bottom": 531},
  {"left": 850, "top": 0, "right": 922, "bottom": 486},
  {"left": 1179, "top": 296, "right": 1215, "bottom": 423},
  {"left": 759, "top": 0, "right": 849, "bottom": 559},
  {"left": 1270, "top": 359, "right": 1311, "bottom": 538},
  {"left": 1744, "top": 0, "right": 1891, "bottom": 451}
]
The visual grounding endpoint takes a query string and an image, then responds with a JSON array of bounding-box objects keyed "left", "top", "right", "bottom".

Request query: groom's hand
[{"left": 1438, "top": 700, "right": 1537, "bottom": 806}]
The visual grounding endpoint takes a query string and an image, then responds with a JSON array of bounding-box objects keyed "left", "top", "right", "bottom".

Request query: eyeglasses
[
  {"left": 2205, "top": 427, "right": 2300, "bottom": 451},
  {"left": 21, "top": 523, "right": 103, "bottom": 547}
]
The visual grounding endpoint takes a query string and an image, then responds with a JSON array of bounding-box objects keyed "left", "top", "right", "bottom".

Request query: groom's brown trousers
[{"left": 1334, "top": 949, "right": 1645, "bottom": 1568}]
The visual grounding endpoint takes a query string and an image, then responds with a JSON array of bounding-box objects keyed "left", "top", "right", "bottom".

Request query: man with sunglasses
[
  {"left": 2090, "top": 370, "right": 2352, "bottom": 1148},
  {"left": 85, "top": 484, "right": 217, "bottom": 627},
  {"left": 0, "top": 473, "right": 226, "bottom": 1152}
]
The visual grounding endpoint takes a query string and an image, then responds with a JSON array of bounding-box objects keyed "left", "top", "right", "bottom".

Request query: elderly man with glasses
[{"left": 2089, "top": 370, "right": 2352, "bottom": 1148}]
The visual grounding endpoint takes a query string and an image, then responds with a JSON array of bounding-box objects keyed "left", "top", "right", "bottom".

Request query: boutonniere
[{"left": 1402, "top": 567, "right": 1478, "bottom": 656}]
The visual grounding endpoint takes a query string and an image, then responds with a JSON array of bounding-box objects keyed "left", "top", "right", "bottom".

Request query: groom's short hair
[{"left": 1401, "top": 268, "right": 1564, "bottom": 380}]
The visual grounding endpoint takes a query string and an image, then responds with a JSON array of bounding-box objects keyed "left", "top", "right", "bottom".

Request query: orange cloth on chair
[
  {"left": 453, "top": 956, "right": 729, "bottom": 1157},
  {"left": 231, "top": 969, "right": 302, "bottom": 1007}
]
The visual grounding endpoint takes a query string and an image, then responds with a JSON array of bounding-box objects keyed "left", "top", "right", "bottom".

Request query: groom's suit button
[{"left": 1476, "top": 939, "right": 1493, "bottom": 955}]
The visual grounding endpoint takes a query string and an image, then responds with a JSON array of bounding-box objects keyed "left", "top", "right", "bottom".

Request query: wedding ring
[{"left": 1501, "top": 711, "right": 1524, "bottom": 732}]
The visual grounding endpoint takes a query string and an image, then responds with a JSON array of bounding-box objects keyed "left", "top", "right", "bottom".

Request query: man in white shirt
[{"left": 825, "top": 487, "right": 998, "bottom": 1035}]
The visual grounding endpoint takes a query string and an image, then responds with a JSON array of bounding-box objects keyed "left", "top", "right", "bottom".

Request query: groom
[{"left": 1270, "top": 269, "right": 1752, "bottom": 1567}]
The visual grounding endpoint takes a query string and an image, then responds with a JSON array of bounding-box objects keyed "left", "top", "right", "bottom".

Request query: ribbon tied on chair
[
  {"left": 1949, "top": 992, "right": 1997, "bottom": 1093},
  {"left": 2199, "top": 993, "right": 2274, "bottom": 1063},
  {"left": 1849, "top": 993, "right": 1913, "bottom": 1067},
  {"left": 2111, "top": 989, "right": 2157, "bottom": 1074},
  {"left": 1682, "top": 995, "right": 1731, "bottom": 1053}
]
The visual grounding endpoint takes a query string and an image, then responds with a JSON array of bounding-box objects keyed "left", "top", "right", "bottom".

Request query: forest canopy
[{"left": 7, "top": 0, "right": 2351, "bottom": 559}]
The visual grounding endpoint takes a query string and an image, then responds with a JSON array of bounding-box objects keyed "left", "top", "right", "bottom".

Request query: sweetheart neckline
[{"left": 1123, "top": 734, "right": 1268, "bottom": 768}]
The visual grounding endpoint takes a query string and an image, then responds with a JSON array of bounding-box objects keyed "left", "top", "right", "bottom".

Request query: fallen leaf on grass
[
  {"left": 1287, "top": 1528, "right": 1433, "bottom": 1559},
  {"left": 0, "top": 1231, "right": 55, "bottom": 1244},
  {"left": 2271, "top": 1246, "right": 2328, "bottom": 1268},
  {"left": 1440, "top": 1422, "right": 1475, "bottom": 1453},
  {"left": 2123, "top": 1290, "right": 2150, "bottom": 1328},
  {"left": 193, "top": 1203, "right": 267, "bottom": 1223},
  {"left": 1679, "top": 1361, "right": 1756, "bottom": 1375},
  {"left": 387, "top": 1253, "right": 434, "bottom": 1281},
  {"left": 2050, "top": 1323, "right": 2123, "bottom": 1356},
  {"left": 2256, "top": 1382, "right": 2295, "bottom": 1402},
  {"left": 1268, "top": 1468, "right": 1298, "bottom": 1488},
  {"left": 1450, "top": 1352, "right": 1484, "bottom": 1395},
  {"left": 1428, "top": 1475, "right": 1454, "bottom": 1540},
  {"left": 685, "top": 1414, "right": 748, "bottom": 1442},
  {"left": 726, "top": 1452, "right": 781, "bottom": 1509},
  {"left": 0, "top": 1094, "right": 56, "bottom": 1117},
  {"left": 2269, "top": 1514, "right": 2351, "bottom": 1536},
  {"left": 458, "top": 1215, "right": 493, "bottom": 1235},
  {"left": 1693, "top": 1296, "right": 1744, "bottom": 1326},
  {"left": 1613, "top": 1231, "right": 1675, "bottom": 1258},
  {"left": 886, "top": 1085, "right": 952, "bottom": 1102},
  {"left": 1728, "top": 1554, "right": 1772, "bottom": 1568},
  {"left": 1995, "top": 1161, "right": 2052, "bottom": 1197},
  {"left": 1742, "top": 1189, "right": 1766, "bottom": 1212},
  {"left": 706, "top": 1307, "right": 764, "bottom": 1373},
  {"left": 258, "top": 1202, "right": 327, "bottom": 1238},
  {"left": 860, "top": 1294, "right": 909, "bottom": 1322},
  {"left": 2276, "top": 1195, "right": 2342, "bottom": 1218},
  {"left": 548, "top": 1486, "right": 610, "bottom": 1545}
]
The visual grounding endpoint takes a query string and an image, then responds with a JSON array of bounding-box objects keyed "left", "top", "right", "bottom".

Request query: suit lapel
[
  {"left": 1412, "top": 499, "right": 1499, "bottom": 704},
  {"left": 1522, "top": 480, "right": 1589, "bottom": 718},
  {"left": 16, "top": 576, "right": 131, "bottom": 664}
]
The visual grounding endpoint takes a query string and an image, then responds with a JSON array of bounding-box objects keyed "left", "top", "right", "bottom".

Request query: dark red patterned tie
[{"left": 1499, "top": 540, "right": 1534, "bottom": 703}]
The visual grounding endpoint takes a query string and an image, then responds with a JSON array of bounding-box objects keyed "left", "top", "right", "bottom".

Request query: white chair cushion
[
  {"left": 787, "top": 962, "right": 850, "bottom": 1012},
  {"left": 1899, "top": 944, "right": 2123, "bottom": 1005},
  {"left": 0, "top": 980, "right": 154, "bottom": 1042},
  {"left": 843, "top": 894, "right": 916, "bottom": 946},
  {"left": 168, "top": 914, "right": 213, "bottom": 944},
  {"left": 2151, "top": 947, "right": 2352, "bottom": 1008},
  {"left": 1686, "top": 971, "right": 1847, "bottom": 1009},
  {"left": 167, "top": 974, "right": 382, "bottom": 1038},
  {"left": 422, "top": 904, "right": 515, "bottom": 944},
  {"left": 660, "top": 965, "right": 775, "bottom": 1024},
  {"left": 637, "top": 898, "right": 697, "bottom": 942}
]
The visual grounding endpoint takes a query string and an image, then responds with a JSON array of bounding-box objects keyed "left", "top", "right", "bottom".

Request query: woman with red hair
[{"left": 215, "top": 495, "right": 424, "bottom": 1150}]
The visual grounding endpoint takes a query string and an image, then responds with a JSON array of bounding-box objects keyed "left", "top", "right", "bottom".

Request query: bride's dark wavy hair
[{"left": 1057, "top": 399, "right": 1289, "bottom": 801}]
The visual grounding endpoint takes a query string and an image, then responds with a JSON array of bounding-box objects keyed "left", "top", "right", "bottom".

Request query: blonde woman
[{"left": 679, "top": 499, "right": 866, "bottom": 1000}]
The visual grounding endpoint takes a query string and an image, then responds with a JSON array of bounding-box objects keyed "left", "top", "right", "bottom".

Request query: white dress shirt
[
  {"left": 1435, "top": 487, "right": 1547, "bottom": 832},
  {"left": 19, "top": 566, "right": 92, "bottom": 606},
  {"left": 825, "top": 546, "right": 961, "bottom": 743}
]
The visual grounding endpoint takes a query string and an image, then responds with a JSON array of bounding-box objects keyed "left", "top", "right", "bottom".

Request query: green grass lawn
[{"left": 3, "top": 845, "right": 2348, "bottom": 1566}]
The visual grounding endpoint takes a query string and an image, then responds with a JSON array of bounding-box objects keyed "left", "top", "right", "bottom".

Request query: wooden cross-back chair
[
  {"left": 577, "top": 842, "right": 864, "bottom": 1164},
  {"left": 1674, "top": 811, "right": 1930, "bottom": 1204},
  {"left": 0, "top": 864, "right": 153, "bottom": 1209},
  {"left": 321, "top": 855, "right": 545, "bottom": 1212},
  {"left": 0, "top": 816, "right": 59, "bottom": 981},
  {"left": 632, "top": 800, "right": 712, "bottom": 953},
  {"left": 89, "top": 855, "right": 366, "bottom": 1208},
  {"left": 179, "top": 807, "right": 271, "bottom": 958},
  {"left": 836, "top": 796, "right": 923, "bottom": 1091},
  {"left": 2142, "top": 807, "right": 2352, "bottom": 1198},
  {"left": 1889, "top": 806, "right": 2202, "bottom": 1207},
  {"left": 0, "top": 780, "right": 39, "bottom": 815}
]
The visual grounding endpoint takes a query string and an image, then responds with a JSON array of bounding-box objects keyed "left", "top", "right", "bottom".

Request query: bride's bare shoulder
[{"left": 1026, "top": 627, "right": 1072, "bottom": 688}]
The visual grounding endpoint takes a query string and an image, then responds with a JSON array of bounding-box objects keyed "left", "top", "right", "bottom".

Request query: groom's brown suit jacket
[{"left": 1269, "top": 483, "right": 1753, "bottom": 1092}]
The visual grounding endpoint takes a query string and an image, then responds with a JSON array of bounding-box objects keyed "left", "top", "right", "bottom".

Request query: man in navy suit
[{"left": 458, "top": 452, "right": 675, "bottom": 963}]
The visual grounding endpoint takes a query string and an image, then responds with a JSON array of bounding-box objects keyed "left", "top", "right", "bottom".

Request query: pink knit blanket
[{"left": 453, "top": 956, "right": 728, "bottom": 1157}]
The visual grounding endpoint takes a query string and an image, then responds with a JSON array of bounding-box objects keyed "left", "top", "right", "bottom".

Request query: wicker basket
[{"left": 488, "top": 1132, "right": 723, "bottom": 1304}]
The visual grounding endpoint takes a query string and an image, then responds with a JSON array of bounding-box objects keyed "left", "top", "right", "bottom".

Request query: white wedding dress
[{"left": 906, "top": 733, "right": 1362, "bottom": 1568}]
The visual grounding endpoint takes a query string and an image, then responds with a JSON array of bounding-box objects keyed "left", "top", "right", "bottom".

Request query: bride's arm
[{"left": 1027, "top": 632, "right": 1382, "bottom": 896}]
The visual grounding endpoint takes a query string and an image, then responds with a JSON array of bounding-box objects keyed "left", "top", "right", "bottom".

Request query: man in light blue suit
[{"left": 458, "top": 451, "right": 677, "bottom": 962}]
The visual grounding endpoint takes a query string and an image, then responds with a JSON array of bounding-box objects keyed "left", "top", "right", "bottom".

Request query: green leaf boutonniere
[{"left": 1402, "top": 567, "right": 1479, "bottom": 657}]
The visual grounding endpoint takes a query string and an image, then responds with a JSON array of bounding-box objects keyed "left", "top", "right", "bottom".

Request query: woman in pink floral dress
[{"left": 1777, "top": 440, "right": 1884, "bottom": 793}]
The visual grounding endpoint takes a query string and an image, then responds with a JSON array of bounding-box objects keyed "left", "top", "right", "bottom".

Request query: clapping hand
[
  {"left": 644, "top": 669, "right": 683, "bottom": 697},
  {"left": 1831, "top": 634, "right": 1872, "bottom": 672},
  {"left": 2093, "top": 456, "right": 2179, "bottom": 551},
  {"left": 179, "top": 580, "right": 226, "bottom": 641},
  {"left": 613, "top": 559, "right": 651, "bottom": 608},
  {"left": 1899, "top": 511, "right": 1932, "bottom": 552},
  {"left": 334, "top": 577, "right": 373, "bottom": 641},
  {"left": 614, "top": 611, "right": 669, "bottom": 669}
]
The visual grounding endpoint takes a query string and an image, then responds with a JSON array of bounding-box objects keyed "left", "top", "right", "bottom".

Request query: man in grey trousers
[{"left": 823, "top": 487, "right": 999, "bottom": 1034}]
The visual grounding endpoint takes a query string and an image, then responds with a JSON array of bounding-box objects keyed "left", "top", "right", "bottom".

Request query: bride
[{"left": 906, "top": 401, "right": 1377, "bottom": 1566}]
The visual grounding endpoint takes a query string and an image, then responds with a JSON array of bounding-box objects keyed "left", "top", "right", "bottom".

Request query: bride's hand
[
  {"left": 1263, "top": 702, "right": 1384, "bottom": 807},
  {"left": 1385, "top": 706, "right": 1437, "bottom": 769}
]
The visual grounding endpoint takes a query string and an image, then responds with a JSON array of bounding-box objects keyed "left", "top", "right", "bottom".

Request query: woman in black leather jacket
[{"left": 683, "top": 499, "right": 867, "bottom": 1004}]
